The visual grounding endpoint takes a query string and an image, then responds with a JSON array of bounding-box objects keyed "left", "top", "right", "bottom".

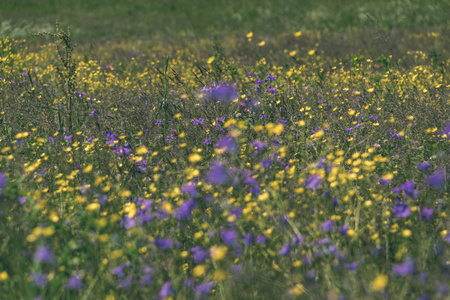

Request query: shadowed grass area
[{"left": 1, "top": 0, "right": 449, "bottom": 40}]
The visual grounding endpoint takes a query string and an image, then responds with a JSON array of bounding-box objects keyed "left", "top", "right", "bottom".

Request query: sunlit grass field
[{"left": 0, "top": 1, "right": 449, "bottom": 299}]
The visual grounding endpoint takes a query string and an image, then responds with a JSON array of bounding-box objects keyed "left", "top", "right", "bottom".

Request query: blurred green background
[{"left": 1, "top": 0, "right": 449, "bottom": 40}]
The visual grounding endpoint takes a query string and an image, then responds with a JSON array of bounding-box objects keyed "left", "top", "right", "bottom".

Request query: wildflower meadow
[{"left": 0, "top": 1, "right": 449, "bottom": 299}]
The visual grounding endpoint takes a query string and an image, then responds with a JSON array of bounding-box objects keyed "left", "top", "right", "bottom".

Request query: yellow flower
[
  {"left": 347, "top": 229, "right": 356, "bottom": 237},
  {"left": 297, "top": 120, "right": 306, "bottom": 127},
  {"left": 188, "top": 153, "right": 202, "bottom": 163},
  {"left": 210, "top": 246, "right": 228, "bottom": 261},
  {"left": 254, "top": 125, "right": 264, "bottom": 132},
  {"left": 0, "top": 271, "right": 8, "bottom": 281},
  {"left": 310, "top": 130, "right": 324, "bottom": 139},
  {"left": 289, "top": 283, "right": 305, "bottom": 296},
  {"left": 136, "top": 145, "right": 148, "bottom": 155},
  {"left": 82, "top": 164, "right": 93, "bottom": 173},
  {"left": 402, "top": 229, "right": 412, "bottom": 238},
  {"left": 15, "top": 132, "right": 29, "bottom": 139},
  {"left": 123, "top": 202, "right": 136, "bottom": 218},
  {"left": 258, "top": 41, "right": 266, "bottom": 46},
  {"left": 119, "top": 190, "right": 131, "bottom": 198},
  {"left": 192, "top": 265, "right": 206, "bottom": 277},
  {"left": 207, "top": 56, "right": 215, "bottom": 64},
  {"left": 371, "top": 273, "right": 388, "bottom": 291},
  {"left": 86, "top": 203, "right": 101, "bottom": 211},
  {"left": 258, "top": 192, "right": 269, "bottom": 201}
]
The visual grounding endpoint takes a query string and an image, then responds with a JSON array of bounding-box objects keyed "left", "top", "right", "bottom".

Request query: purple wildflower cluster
[
  {"left": 200, "top": 83, "right": 239, "bottom": 104},
  {"left": 391, "top": 181, "right": 419, "bottom": 199}
]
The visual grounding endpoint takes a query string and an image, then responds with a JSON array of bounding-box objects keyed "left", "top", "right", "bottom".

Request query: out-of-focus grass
[
  {"left": 0, "top": 1, "right": 449, "bottom": 299},
  {"left": 1, "top": 0, "right": 449, "bottom": 40}
]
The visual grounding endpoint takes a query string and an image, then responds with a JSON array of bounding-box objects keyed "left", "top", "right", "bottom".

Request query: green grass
[
  {"left": 0, "top": 2, "right": 449, "bottom": 299},
  {"left": 1, "top": 0, "right": 449, "bottom": 40}
]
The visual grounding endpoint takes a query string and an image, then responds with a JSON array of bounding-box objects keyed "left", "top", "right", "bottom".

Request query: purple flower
[
  {"left": 203, "top": 137, "right": 212, "bottom": 145},
  {"left": 392, "top": 181, "right": 419, "bottom": 199},
  {"left": 159, "top": 281, "right": 172, "bottom": 298},
  {"left": 191, "top": 246, "right": 210, "bottom": 263},
  {"left": 89, "top": 109, "right": 97, "bottom": 116},
  {"left": 418, "top": 161, "right": 431, "bottom": 171},
  {"left": 266, "top": 87, "right": 276, "bottom": 94},
  {"left": 318, "top": 238, "right": 331, "bottom": 245},
  {"left": 207, "top": 162, "right": 229, "bottom": 185},
  {"left": 321, "top": 220, "right": 334, "bottom": 232},
  {"left": 182, "top": 182, "right": 197, "bottom": 198},
  {"left": 121, "top": 216, "right": 136, "bottom": 229},
  {"left": 293, "top": 235, "right": 305, "bottom": 244},
  {"left": 195, "top": 281, "right": 215, "bottom": 294},
  {"left": 193, "top": 118, "right": 205, "bottom": 125},
  {"left": 117, "top": 275, "right": 133, "bottom": 289},
  {"left": 216, "top": 136, "right": 239, "bottom": 154},
  {"left": 256, "top": 235, "right": 267, "bottom": 245},
  {"left": 0, "top": 173, "right": 6, "bottom": 190},
  {"left": 260, "top": 158, "right": 272, "bottom": 169},
  {"left": 34, "top": 246, "right": 54, "bottom": 264},
  {"left": 250, "top": 140, "right": 267, "bottom": 155},
  {"left": 139, "top": 268, "right": 153, "bottom": 286},
  {"left": 421, "top": 207, "right": 434, "bottom": 220},
  {"left": 279, "top": 242, "right": 291, "bottom": 256},
  {"left": 266, "top": 75, "right": 276, "bottom": 82},
  {"left": 22, "top": 72, "right": 29, "bottom": 77},
  {"left": 49, "top": 136, "right": 55, "bottom": 144},
  {"left": 66, "top": 274, "right": 83, "bottom": 290},
  {"left": 156, "top": 119, "right": 163, "bottom": 126},
  {"left": 339, "top": 224, "right": 349, "bottom": 236},
  {"left": 427, "top": 169, "right": 446, "bottom": 189},
  {"left": 402, "top": 181, "right": 415, "bottom": 195},
  {"left": 392, "top": 201, "right": 411, "bottom": 219},
  {"left": 221, "top": 229, "right": 238, "bottom": 246},
  {"left": 345, "top": 262, "right": 358, "bottom": 271},
  {"left": 31, "top": 272, "right": 48, "bottom": 287},
  {"left": 225, "top": 259, "right": 239, "bottom": 271},
  {"left": 84, "top": 136, "right": 95, "bottom": 143},
  {"left": 64, "top": 135, "right": 73, "bottom": 143},
  {"left": 243, "top": 233, "right": 253, "bottom": 246},
  {"left": 441, "top": 122, "right": 450, "bottom": 138},
  {"left": 210, "top": 83, "right": 239, "bottom": 103},
  {"left": 392, "top": 258, "right": 414, "bottom": 276},
  {"left": 154, "top": 237, "right": 177, "bottom": 249},
  {"left": 113, "top": 146, "right": 130, "bottom": 157},
  {"left": 305, "top": 174, "right": 322, "bottom": 190},
  {"left": 174, "top": 199, "right": 196, "bottom": 220},
  {"left": 110, "top": 265, "right": 125, "bottom": 277}
]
